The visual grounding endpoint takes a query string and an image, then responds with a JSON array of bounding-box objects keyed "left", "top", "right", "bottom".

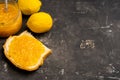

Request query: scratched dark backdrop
[{"left": 1, "top": 0, "right": 120, "bottom": 80}]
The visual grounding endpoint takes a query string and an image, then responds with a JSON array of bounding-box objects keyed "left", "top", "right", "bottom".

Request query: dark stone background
[{"left": 1, "top": 0, "right": 120, "bottom": 80}]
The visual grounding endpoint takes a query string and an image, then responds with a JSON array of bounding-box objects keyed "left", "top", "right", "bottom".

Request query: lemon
[
  {"left": 27, "top": 12, "right": 53, "bottom": 33},
  {"left": 18, "top": 0, "right": 42, "bottom": 15}
]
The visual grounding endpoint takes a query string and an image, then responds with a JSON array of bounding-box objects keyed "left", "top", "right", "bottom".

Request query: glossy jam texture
[{"left": 0, "top": 4, "right": 22, "bottom": 37}]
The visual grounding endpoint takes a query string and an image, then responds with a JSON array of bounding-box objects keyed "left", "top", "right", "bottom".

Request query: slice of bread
[{"left": 3, "top": 31, "right": 52, "bottom": 71}]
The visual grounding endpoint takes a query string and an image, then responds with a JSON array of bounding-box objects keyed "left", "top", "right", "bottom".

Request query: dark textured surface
[{"left": 1, "top": 0, "right": 120, "bottom": 80}]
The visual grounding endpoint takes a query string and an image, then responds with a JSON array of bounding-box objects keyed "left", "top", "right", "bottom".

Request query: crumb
[{"left": 80, "top": 40, "right": 95, "bottom": 49}]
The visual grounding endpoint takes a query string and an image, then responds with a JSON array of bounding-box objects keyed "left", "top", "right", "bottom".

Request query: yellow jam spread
[{"left": 0, "top": 3, "right": 22, "bottom": 37}]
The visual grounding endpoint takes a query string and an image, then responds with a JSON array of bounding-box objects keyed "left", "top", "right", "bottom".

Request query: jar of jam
[{"left": 0, "top": 0, "right": 22, "bottom": 37}]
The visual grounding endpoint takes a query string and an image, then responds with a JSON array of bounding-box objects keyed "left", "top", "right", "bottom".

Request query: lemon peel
[
  {"left": 27, "top": 12, "right": 53, "bottom": 33},
  {"left": 18, "top": 0, "right": 42, "bottom": 15}
]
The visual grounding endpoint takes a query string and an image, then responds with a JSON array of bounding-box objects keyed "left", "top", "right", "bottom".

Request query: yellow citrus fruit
[
  {"left": 27, "top": 12, "right": 53, "bottom": 33},
  {"left": 3, "top": 31, "right": 52, "bottom": 71},
  {"left": 18, "top": 0, "right": 42, "bottom": 15}
]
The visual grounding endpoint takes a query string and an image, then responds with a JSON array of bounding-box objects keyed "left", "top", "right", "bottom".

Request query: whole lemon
[
  {"left": 18, "top": 0, "right": 42, "bottom": 15},
  {"left": 27, "top": 12, "right": 53, "bottom": 33}
]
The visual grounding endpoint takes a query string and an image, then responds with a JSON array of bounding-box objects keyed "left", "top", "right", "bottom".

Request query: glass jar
[{"left": 0, "top": 0, "right": 22, "bottom": 37}]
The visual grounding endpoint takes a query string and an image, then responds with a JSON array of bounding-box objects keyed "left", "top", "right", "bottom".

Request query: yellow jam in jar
[{"left": 0, "top": 3, "right": 22, "bottom": 37}]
